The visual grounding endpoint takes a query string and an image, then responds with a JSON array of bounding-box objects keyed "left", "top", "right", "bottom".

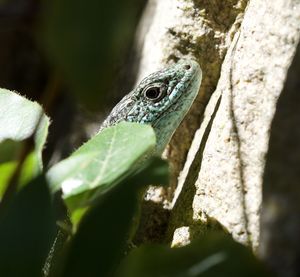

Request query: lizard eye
[{"left": 143, "top": 85, "right": 165, "bottom": 102}]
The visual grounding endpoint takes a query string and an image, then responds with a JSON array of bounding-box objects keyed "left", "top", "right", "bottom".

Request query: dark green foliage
[
  {"left": 116, "top": 232, "right": 271, "bottom": 277},
  {"left": 0, "top": 175, "right": 56, "bottom": 277},
  {"left": 55, "top": 158, "right": 168, "bottom": 277},
  {"left": 41, "top": 0, "right": 145, "bottom": 109}
]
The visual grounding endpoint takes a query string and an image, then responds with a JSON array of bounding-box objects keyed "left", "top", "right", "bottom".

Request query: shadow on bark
[{"left": 260, "top": 41, "right": 300, "bottom": 277}]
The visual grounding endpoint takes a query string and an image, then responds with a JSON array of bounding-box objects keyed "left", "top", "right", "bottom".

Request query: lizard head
[{"left": 101, "top": 59, "right": 202, "bottom": 154}]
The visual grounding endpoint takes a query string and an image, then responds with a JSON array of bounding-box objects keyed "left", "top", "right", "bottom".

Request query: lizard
[
  {"left": 44, "top": 59, "right": 202, "bottom": 276},
  {"left": 100, "top": 59, "right": 202, "bottom": 155}
]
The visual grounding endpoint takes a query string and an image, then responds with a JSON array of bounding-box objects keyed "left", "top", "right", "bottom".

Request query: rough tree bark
[{"left": 134, "top": 1, "right": 300, "bottom": 276}]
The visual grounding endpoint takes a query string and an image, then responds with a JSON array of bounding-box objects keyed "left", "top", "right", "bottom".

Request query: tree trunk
[{"left": 134, "top": 1, "right": 300, "bottom": 276}]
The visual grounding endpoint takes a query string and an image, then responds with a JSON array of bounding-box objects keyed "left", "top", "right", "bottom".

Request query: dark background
[{"left": 0, "top": 0, "right": 147, "bottom": 165}]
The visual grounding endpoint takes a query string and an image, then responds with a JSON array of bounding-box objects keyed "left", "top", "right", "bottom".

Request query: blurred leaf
[
  {"left": 0, "top": 140, "right": 22, "bottom": 164},
  {"left": 0, "top": 175, "right": 56, "bottom": 277},
  {"left": 56, "top": 158, "right": 168, "bottom": 277},
  {"left": 0, "top": 89, "right": 50, "bottom": 166},
  {"left": 116, "top": 232, "right": 271, "bottom": 277},
  {"left": 0, "top": 162, "right": 16, "bottom": 197},
  {"left": 34, "top": 114, "right": 50, "bottom": 168},
  {"left": 41, "top": 0, "right": 144, "bottom": 109},
  {"left": 47, "top": 122, "right": 156, "bottom": 210},
  {"left": 0, "top": 89, "right": 50, "bottom": 165},
  {"left": 69, "top": 206, "right": 87, "bottom": 228},
  {"left": 68, "top": 157, "right": 168, "bottom": 229},
  {"left": 17, "top": 152, "right": 39, "bottom": 187},
  {"left": 0, "top": 153, "right": 37, "bottom": 200},
  {"left": 0, "top": 88, "right": 50, "bottom": 196}
]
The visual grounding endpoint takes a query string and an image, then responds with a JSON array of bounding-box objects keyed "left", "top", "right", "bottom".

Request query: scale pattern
[{"left": 100, "top": 60, "right": 202, "bottom": 154}]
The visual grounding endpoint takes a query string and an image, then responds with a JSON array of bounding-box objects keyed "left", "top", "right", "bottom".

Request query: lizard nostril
[{"left": 184, "top": 64, "right": 191, "bottom": 70}]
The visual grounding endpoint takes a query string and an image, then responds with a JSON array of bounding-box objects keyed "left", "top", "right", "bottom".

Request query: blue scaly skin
[{"left": 100, "top": 60, "right": 202, "bottom": 154}]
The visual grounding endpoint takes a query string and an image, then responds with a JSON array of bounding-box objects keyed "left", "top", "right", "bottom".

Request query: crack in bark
[{"left": 228, "top": 31, "right": 251, "bottom": 245}]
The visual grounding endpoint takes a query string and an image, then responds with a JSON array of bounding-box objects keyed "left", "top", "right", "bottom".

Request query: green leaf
[
  {"left": 0, "top": 88, "right": 50, "bottom": 197},
  {"left": 0, "top": 162, "right": 16, "bottom": 197},
  {"left": 0, "top": 153, "right": 38, "bottom": 200},
  {"left": 55, "top": 158, "right": 168, "bottom": 277},
  {"left": 0, "top": 140, "right": 22, "bottom": 164},
  {"left": 41, "top": 0, "right": 144, "bottom": 109},
  {"left": 116, "top": 232, "right": 271, "bottom": 277},
  {"left": 0, "top": 175, "right": 56, "bottom": 276},
  {"left": 0, "top": 89, "right": 49, "bottom": 166},
  {"left": 47, "top": 122, "right": 156, "bottom": 209},
  {"left": 0, "top": 89, "right": 50, "bottom": 167}
]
